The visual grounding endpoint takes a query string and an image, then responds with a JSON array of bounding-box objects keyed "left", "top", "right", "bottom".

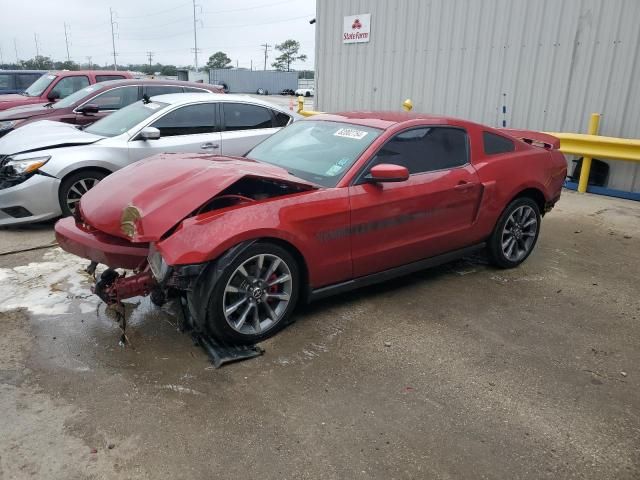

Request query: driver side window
[
  {"left": 370, "top": 127, "right": 468, "bottom": 174},
  {"left": 51, "top": 76, "right": 89, "bottom": 99}
]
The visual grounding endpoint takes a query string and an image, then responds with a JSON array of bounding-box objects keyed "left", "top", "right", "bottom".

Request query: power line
[
  {"left": 260, "top": 43, "right": 271, "bottom": 70},
  {"left": 109, "top": 8, "right": 118, "bottom": 70},
  {"left": 202, "top": 0, "right": 297, "bottom": 15},
  {"left": 192, "top": 0, "right": 201, "bottom": 69},
  {"left": 33, "top": 33, "right": 40, "bottom": 58},
  {"left": 64, "top": 23, "right": 71, "bottom": 61}
]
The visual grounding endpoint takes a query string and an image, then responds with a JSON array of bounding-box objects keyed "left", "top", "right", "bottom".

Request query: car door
[
  {"left": 127, "top": 102, "right": 221, "bottom": 163},
  {"left": 220, "top": 102, "right": 285, "bottom": 156},
  {"left": 348, "top": 126, "right": 483, "bottom": 278},
  {"left": 74, "top": 85, "right": 141, "bottom": 126}
]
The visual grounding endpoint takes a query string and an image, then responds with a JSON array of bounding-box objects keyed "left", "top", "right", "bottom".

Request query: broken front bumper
[{"left": 55, "top": 216, "right": 149, "bottom": 269}]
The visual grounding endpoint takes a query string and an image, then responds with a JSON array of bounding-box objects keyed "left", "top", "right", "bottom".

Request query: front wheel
[
  {"left": 488, "top": 197, "right": 541, "bottom": 268},
  {"left": 204, "top": 243, "right": 300, "bottom": 345},
  {"left": 58, "top": 169, "right": 108, "bottom": 217}
]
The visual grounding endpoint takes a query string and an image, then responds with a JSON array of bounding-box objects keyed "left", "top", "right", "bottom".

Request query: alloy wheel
[
  {"left": 66, "top": 177, "right": 101, "bottom": 213},
  {"left": 223, "top": 253, "right": 293, "bottom": 335},
  {"left": 501, "top": 205, "right": 538, "bottom": 262}
]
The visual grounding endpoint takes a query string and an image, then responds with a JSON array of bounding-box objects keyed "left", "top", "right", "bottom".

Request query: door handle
[
  {"left": 454, "top": 181, "right": 476, "bottom": 191},
  {"left": 200, "top": 143, "right": 219, "bottom": 150}
]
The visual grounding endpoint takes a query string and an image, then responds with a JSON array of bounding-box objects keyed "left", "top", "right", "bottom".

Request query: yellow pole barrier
[
  {"left": 402, "top": 99, "right": 413, "bottom": 111},
  {"left": 577, "top": 113, "right": 601, "bottom": 193},
  {"left": 297, "top": 96, "right": 304, "bottom": 113}
]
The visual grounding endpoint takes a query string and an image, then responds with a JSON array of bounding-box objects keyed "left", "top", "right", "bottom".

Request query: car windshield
[
  {"left": 23, "top": 74, "right": 56, "bottom": 97},
  {"left": 84, "top": 100, "right": 167, "bottom": 137},
  {"left": 246, "top": 120, "right": 382, "bottom": 187},
  {"left": 53, "top": 84, "right": 102, "bottom": 109}
]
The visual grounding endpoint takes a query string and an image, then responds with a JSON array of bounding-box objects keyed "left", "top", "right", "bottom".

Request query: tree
[
  {"left": 160, "top": 65, "right": 178, "bottom": 76},
  {"left": 53, "top": 60, "right": 79, "bottom": 71},
  {"left": 271, "top": 40, "right": 307, "bottom": 72},
  {"left": 207, "top": 51, "right": 232, "bottom": 70},
  {"left": 21, "top": 55, "right": 54, "bottom": 70}
]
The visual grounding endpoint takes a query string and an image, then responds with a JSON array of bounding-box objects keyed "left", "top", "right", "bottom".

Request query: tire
[
  {"left": 204, "top": 242, "right": 300, "bottom": 344},
  {"left": 305, "top": 91, "right": 311, "bottom": 97},
  {"left": 487, "top": 197, "right": 541, "bottom": 269},
  {"left": 58, "top": 169, "right": 108, "bottom": 217},
  {"left": 256, "top": 88, "right": 265, "bottom": 95}
]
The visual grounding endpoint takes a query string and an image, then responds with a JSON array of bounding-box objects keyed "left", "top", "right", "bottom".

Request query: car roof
[
  {"left": 310, "top": 111, "right": 480, "bottom": 130},
  {"left": 82, "top": 78, "right": 221, "bottom": 89},
  {"left": 0, "top": 70, "right": 46, "bottom": 74},
  {"left": 46, "top": 70, "right": 126, "bottom": 76},
  {"left": 149, "top": 92, "right": 288, "bottom": 110}
]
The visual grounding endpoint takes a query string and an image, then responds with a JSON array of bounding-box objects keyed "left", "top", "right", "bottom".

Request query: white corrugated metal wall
[{"left": 315, "top": 0, "right": 640, "bottom": 192}]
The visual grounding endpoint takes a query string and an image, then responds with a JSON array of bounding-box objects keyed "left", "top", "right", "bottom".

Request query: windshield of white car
[
  {"left": 23, "top": 74, "right": 56, "bottom": 97},
  {"left": 53, "top": 84, "right": 101, "bottom": 109},
  {"left": 84, "top": 100, "right": 168, "bottom": 137},
  {"left": 246, "top": 120, "right": 382, "bottom": 187}
]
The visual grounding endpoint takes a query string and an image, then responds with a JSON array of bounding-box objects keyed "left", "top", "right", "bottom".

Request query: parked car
[
  {"left": 0, "top": 79, "right": 224, "bottom": 138},
  {"left": 0, "top": 93, "right": 297, "bottom": 224},
  {"left": 280, "top": 89, "right": 295, "bottom": 95},
  {"left": 54, "top": 112, "right": 567, "bottom": 345},
  {"left": 0, "top": 70, "right": 46, "bottom": 95},
  {"left": 295, "top": 87, "right": 314, "bottom": 97},
  {"left": 0, "top": 70, "right": 133, "bottom": 112}
]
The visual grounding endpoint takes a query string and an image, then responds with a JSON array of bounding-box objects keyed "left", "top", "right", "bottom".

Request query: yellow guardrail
[{"left": 548, "top": 113, "right": 640, "bottom": 193}]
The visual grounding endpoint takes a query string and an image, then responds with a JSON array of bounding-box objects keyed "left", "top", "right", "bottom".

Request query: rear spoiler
[{"left": 499, "top": 129, "right": 560, "bottom": 150}]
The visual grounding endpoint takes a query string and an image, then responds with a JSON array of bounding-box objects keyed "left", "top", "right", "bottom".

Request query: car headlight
[
  {"left": 5, "top": 155, "right": 50, "bottom": 175},
  {"left": 0, "top": 120, "right": 18, "bottom": 131},
  {"left": 148, "top": 243, "right": 170, "bottom": 282}
]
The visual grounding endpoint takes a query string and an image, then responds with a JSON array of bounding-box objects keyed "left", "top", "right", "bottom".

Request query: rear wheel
[
  {"left": 58, "top": 169, "right": 108, "bottom": 217},
  {"left": 204, "top": 243, "right": 300, "bottom": 345},
  {"left": 305, "top": 91, "right": 311, "bottom": 97},
  {"left": 488, "top": 197, "right": 541, "bottom": 268}
]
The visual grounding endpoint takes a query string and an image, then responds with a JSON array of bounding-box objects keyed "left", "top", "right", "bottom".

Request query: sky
[{"left": 0, "top": 0, "right": 316, "bottom": 70}]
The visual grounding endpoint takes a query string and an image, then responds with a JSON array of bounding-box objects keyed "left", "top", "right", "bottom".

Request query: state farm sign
[{"left": 343, "top": 13, "right": 371, "bottom": 44}]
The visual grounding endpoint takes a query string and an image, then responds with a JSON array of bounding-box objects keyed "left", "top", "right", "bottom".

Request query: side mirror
[
  {"left": 366, "top": 163, "right": 410, "bottom": 183},
  {"left": 47, "top": 90, "right": 60, "bottom": 102},
  {"left": 77, "top": 104, "right": 99, "bottom": 115},
  {"left": 139, "top": 127, "right": 161, "bottom": 140}
]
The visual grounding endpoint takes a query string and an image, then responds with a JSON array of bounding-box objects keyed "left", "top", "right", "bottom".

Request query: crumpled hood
[
  {"left": 0, "top": 120, "right": 103, "bottom": 155},
  {"left": 0, "top": 103, "right": 52, "bottom": 121},
  {"left": 80, "top": 153, "right": 317, "bottom": 242}
]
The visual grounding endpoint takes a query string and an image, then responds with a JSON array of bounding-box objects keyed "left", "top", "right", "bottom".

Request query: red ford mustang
[{"left": 55, "top": 112, "right": 567, "bottom": 345}]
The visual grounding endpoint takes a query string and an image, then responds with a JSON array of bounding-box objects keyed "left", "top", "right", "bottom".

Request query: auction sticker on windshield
[{"left": 334, "top": 127, "right": 368, "bottom": 140}]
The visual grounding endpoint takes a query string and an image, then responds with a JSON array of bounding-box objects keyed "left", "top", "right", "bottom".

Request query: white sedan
[
  {"left": 295, "top": 87, "right": 314, "bottom": 97},
  {"left": 0, "top": 93, "right": 298, "bottom": 225}
]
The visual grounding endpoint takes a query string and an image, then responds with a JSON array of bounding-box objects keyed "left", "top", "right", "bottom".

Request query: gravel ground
[{"left": 0, "top": 189, "right": 639, "bottom": 479}]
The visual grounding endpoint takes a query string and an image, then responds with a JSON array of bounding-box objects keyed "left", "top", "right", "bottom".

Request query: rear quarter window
[
  {"left": 483, "top": 132, "right": 515, "bottom": 155},
  {"left": 96, "top": 75, "right": 126, "bottom": 82}
]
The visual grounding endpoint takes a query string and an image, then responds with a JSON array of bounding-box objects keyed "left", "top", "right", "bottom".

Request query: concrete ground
[{"left": 0, "top": 189, "right": 638, "bottom": 480}]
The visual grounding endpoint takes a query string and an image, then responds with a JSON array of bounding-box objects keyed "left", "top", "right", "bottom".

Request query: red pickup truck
[{"left": 0, "top": 70, "right": 132, "bottom": 112}]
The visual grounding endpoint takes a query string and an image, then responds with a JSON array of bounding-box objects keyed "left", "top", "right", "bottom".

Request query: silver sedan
[{"left": 0, "top": 93, "right": 298, "bottom": 225}]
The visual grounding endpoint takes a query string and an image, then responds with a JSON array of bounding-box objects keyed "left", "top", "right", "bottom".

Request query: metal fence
[{"left": 208, "top": 69, "right": 298, "bottom": 93}]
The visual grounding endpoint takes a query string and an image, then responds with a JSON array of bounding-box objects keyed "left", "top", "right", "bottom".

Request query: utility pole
[
  {"left": 34, "top": 33, "right": 40, "bottom": 58},
  {"left": 250, "top": 59, "right": 253, "bottom": 71},
  {"left": 191, "top": 0, "right": 201, "bottom": 70},
  {"left": 260, "top": 43, "right": 271, "bottom": 71},
  {"left": 146, "top": 51, "right": 154, "bottom": 71},
  {"left": 86, "top": 56, "right": 92, "bottom": 68},
  {"left": 14, "top": 39, "right": 19, "bottom": 65},
  {"left": 0, "top": 45, "right": 4, "bottom": 66},
  {"left": 63, "top": 23, "right": 71, "bottom": 61},
  {"left": 110, "top": 8, "right": 118, "bottom": 70}
]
